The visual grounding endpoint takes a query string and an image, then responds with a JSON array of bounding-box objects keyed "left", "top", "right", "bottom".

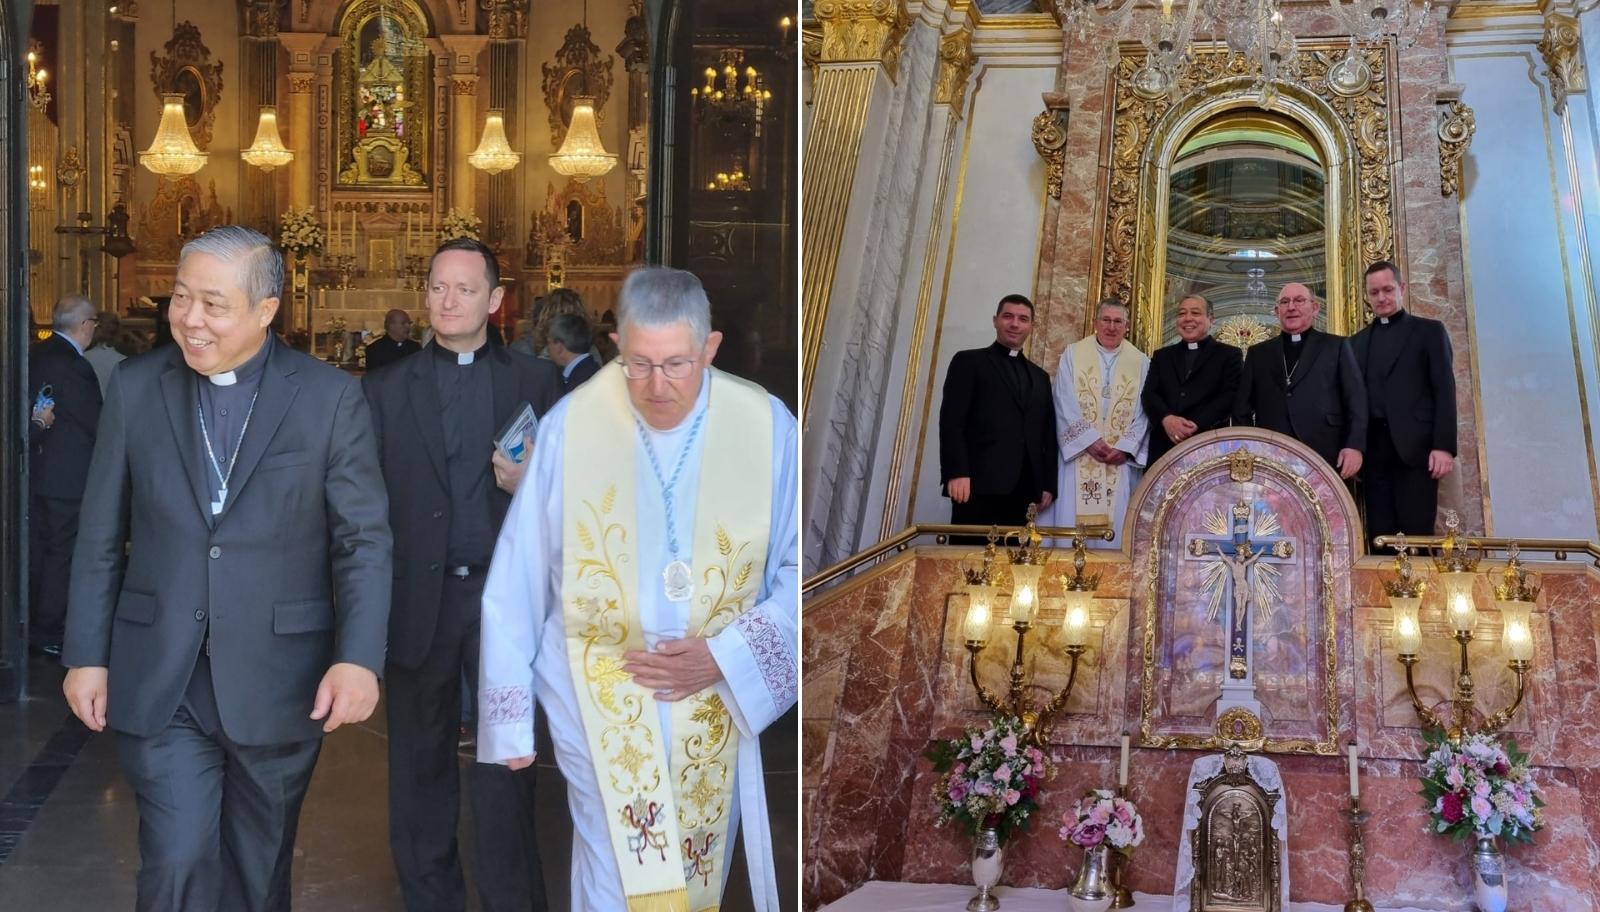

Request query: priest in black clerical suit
[
  {"left": 938, "top": 294, "right": 1058, "bottom": 528},
  {"left": 1233, "top": 282, "right": 1369, "bottom": 478},
  {"left": 364, "top": 308, "right": 422, "bottom": 372},
  {"left": 1351, "top": 261, "right": 1458, "bottom": 538},
  {"left": 362, "top": 238, "right": 559, "bottom": 912},
  {"left": 1142, "top": 293, "right": 1241, "bottom": 466}
]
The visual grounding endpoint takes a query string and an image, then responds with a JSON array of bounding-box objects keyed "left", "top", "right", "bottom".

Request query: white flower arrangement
[
  {"left": 439, "top": 208, "right": 482, "bottom": 241},
  {"left": 278, "top": 207, "right": 324, "bottom": 256}
]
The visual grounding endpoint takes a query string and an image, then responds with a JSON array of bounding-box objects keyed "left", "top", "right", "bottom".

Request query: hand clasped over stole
[
  {"left": 1068, "top": 336, "right": 1142, "bottom": 526},
  {"left": 562, "top": 364, "right": 772, "bottom": 912}
]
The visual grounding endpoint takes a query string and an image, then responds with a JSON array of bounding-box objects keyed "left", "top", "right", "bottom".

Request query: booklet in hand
[{"left": 495, "top": 402, "right": 539, "bottom": 464}]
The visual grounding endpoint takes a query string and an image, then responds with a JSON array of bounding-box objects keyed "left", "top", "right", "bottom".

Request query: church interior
[
  {"left": 0, "top": 0, "right": 797, "bottom": 908},
  {"left": 802, "top": 0, "right": 1600, "bottom": 909}
]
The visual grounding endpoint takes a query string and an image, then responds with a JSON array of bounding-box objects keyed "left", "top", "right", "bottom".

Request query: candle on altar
[
  {"left": 1348, "top": 742, "right": 1360, "bottom": 799},
  {"left": 1119, "top": 732, "right": 1130, "bottom": 787}
]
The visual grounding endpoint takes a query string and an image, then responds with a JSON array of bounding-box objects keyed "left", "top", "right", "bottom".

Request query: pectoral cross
[{"left": 1187, "top": 501, "right": 1296, "bottom": 683}]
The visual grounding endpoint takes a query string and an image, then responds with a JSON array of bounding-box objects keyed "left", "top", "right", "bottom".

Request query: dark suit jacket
[
  {"left": 29, "top": 333, "right": 103, "bottom": 500},
  {"left": 363, "top": 342, "right": 562, "bottom": 670},
  {"left": 1141, "top": 336, "right": 1242, "bottom": 466},
  {"left": 939, "top": 343, "right": 1058, "bottom": 500},
  {"left": 64, "top": 343, "right": 392, "bottom": 746},
  {"left": 1233, "top": 328, "right": 1369, "bottom": 468},
  {"left": 1350, "top": 311, "right": 1457, "bottom": 465},
  {"left": 364, "top": 336, "right": 421, "bottom": 373},
  {"left": 562, "top": 353, "right": 600, "bottom": 394}
]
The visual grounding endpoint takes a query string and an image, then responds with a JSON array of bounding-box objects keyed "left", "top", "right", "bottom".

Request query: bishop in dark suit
[
  {"left": 1351, "top": 261, "right": 1458, "bottom": 538},
  {"left": 1233, "top": 282, "right": 1369, "bottom": 479},
  {"left": 1141, "top": 293, "right": 1241, "bottom": 466},
  {"left": 363, "top": 238, "right": 558, "bottom": 912},
  {"left": 938, "top": 294, "right": 1058, "bottom": 528},
  {"left": 28, "top": 295, "right": 104, "bottom": 656},
  {"left": 63, "top": 226, "right": 391, "bottom": 911}
]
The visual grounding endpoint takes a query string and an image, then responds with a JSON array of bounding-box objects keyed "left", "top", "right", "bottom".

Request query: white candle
[
  {"left": 1348, "top": 742, "right": 1360, "bottom": 799},
  {"left": 1119, "top": 732, "right": 1130, "bottom": 787}
]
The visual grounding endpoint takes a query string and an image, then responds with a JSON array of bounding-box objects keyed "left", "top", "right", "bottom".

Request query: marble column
[
  {"left": 440, "top": 36, "right": 490, "bottom": 216},
  {"left": 278, "top": 32, "right": 323, "bottom": 212}
]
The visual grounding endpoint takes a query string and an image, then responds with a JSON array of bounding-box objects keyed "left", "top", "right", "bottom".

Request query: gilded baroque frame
[
  {"left": 1139, "top": 449, "right": 1341, "bottom": 755},
  {"left": 335, "top": 0, "right": 432, "bottom": 189},
  {"left": 149, "top": 22, "right": 224, "bottom": 151},
  {"left": 1099, "top": 43, "right": 1396, "bottom": 352}
]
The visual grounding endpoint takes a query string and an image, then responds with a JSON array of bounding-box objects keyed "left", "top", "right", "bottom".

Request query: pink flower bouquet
[
  {"left": 926, "top": 715, "right": 1054, "bottom": 844},
  {"left": 1059, "top": 788, "right": 1145, "bottom": 856},
  {"left": 1420, "top": 730, "right": 1543, "bottom": 844}
]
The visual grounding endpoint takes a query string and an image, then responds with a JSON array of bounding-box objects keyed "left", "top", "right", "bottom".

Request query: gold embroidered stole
[
  {"left": 562, "top": 364, "right": 772, "bottom": 912},
  {"left": 1069, "top": 336, "right": 1141, "bottom": 525}
]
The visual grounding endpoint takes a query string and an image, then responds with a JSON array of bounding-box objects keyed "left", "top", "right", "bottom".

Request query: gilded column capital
[
  {"left": 479, "top": 0, "right": 530, "bottom": 40},
  {"left": 1031, "top": 92, "right": 1070, "bottom": 200},
  {"left": 287, "top": 72, "right": 316, "bottom": 94},
  {"left": 1538, "top": 12, "right": 1586, "bottom": 115},
  {"left": 452, "top": 75, "right": 480, "bottom": 96},
  {"left": 1438, "top": 99, "right": 1475, "bottom": 198},
  {"left": 814, "top": 0, "right": 911, "bottom": 79},
  {"left": 935, "top": 28, "right": 975, "bottom": 109}
]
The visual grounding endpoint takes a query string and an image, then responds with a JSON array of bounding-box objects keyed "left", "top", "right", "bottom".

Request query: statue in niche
[{"left": 338, "top": 1, "right": 427, "bottom": 187}]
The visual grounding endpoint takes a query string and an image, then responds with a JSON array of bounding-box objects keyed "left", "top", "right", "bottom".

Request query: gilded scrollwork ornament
[
  {"left": 1437, "top": 100, "right": 1475, "bottom": 198},
  {"left": 813, "top": 0, "right": 911, "bottom": 80},
  {"left": 1538, "top": 13, "right": 1586, "bottom": 115},
  {"left": 542, "top": 24, "right": 615, "bottom": 148},
  {"left": 935, "top": 29, "right": 975, "bottom": 110},
  {"left": 148, "top": 21, "right": 224, "bottom": 151},
  {"left": 1031, "top": 96, "right": 1070, "bottom": 200}
]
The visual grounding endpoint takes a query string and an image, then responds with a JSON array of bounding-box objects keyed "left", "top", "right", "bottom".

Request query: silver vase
[
  {"left": 968, "top": 827, "right": 1004, "bottom": 911},
  {"left": 1069, "top": 843, "right": 1115, "bottom": 912},
  {"left": 1471, "top": 837, "right": 1508, "bottom": 912}
]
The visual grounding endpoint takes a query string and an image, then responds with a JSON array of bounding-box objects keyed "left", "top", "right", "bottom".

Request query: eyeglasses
[
  {"left": 621, "top": 357, "right": 697, "bottom": 380},
  {"left": 1275, "top": 296, "right": 1314, "bottom": 308}
]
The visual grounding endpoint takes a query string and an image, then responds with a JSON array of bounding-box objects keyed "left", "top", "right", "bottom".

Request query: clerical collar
[
  {"left": 1378, "top": 308, "right": 1406, "bottom": 326},
  {"left": 990, "top": 341, "right": 1023, "bottom": 358},
  {"left": 1186, "top": 341, "right": 1200, "bottom": 350},
  {"left": 1288, "top": 333, "right": 1304, "bottom": 344},
  {"left": 205, "top": 334, "right": 271, "bottom": 387},
  {"left": 432, "top": 338, "right": 492, "bottom": 366}
]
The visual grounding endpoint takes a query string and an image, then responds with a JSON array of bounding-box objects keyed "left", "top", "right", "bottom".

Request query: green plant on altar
[
  {"left": 1419, "top": 729, "right": 1544, "bottom": 844},
  {"left": 926, "top": 714, "right": 1054, "bottom": 846},
  {"left": 278, "top": 206, "right": 324, "bottom": 256},
  {"left": 439, "top": 208, "right": 482, "bottom": 241}
]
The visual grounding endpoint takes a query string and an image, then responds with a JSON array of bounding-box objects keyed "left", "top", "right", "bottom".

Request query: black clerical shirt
[
  {"left": 197, "top": 334, "right": 273, "bottom": 517},
  {"left": 366, "top": 335, "right": 421, "bottom": 372},
  {"left": 430, "top": 341, "right": 496, "bottom": 565},
  {"left": 1283, "top": 332, "right": 1307, "bottom": 375},
  {"left": 1364, "top": 308, "right": 1407, "bottom": 419}
]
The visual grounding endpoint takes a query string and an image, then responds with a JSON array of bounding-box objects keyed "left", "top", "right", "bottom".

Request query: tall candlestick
[
  {"left": 1119, "top": 732, "right": 1130, "bottom": 787},
  {"left": 1348, "top": 742, "right": 1360, "bottom": 799}
]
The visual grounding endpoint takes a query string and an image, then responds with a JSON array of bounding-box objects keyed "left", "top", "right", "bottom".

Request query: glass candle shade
[
  {"left": 1439, "top": 570, "right": 1477, "bottom": 635},
  {"left": 1390, "top": 594, "right": 1422, "bottom": 656},
  {"left": 1008, "top": 562, "right": 1044, "bottom": 625}
]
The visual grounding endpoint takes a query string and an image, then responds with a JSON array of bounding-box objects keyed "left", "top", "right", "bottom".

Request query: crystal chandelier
[
  {"left": 25, "top": 45, "right": 50, "bottom": 112},
  {"left": 468, "top": 109, "right": 522, "bottom": 175},
  {"left": 140, "top": 93, "right": 208, "bottom": 176},
  {"left": 241, "top": 106, "right": 294, "bottom": 171},
  {"left": 548, "top": 96, "right": 617, "bottom": 182}
]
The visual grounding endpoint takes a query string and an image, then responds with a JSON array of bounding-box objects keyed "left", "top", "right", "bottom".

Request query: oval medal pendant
[{"left": 664, "top": 559, "right": 694, "bottom": 602}]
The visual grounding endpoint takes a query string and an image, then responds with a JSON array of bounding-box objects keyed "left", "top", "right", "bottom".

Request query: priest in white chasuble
[
  {"left": 477, "top": 266, "right": 798, "bottom": 912},
  {"left": 1044, "top": 299, "right": 1151, "bottom": 546}
]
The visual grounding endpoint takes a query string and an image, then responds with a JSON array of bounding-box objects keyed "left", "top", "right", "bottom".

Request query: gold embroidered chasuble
[{"left": 1065, "top": 336, "right": 1145, "bottom": 526}]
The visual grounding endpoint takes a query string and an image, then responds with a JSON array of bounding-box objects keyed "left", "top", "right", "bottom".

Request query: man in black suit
[
  {"left": 1351, "top": 260, "right": 1457, "bottom": 537},
  {"left": 365, "top": 307, "right": 421, "bottom": 372},
  {"left": 1234, "top": 282, "right": 1368, "bottom": 479},
  {"left": 28, "top": 295, "right": 103, "bottom": 657},
  {"left": 1142, "top": 293, "right": 1241, "bottom": 466},
  {"left": 549, "top": 311, "right": 599, "bottom": 394},
  {"left": 939, "top": 294, "right": 1058, "bottom": 527},
  {"left": 363, "top": 237, "right": 559, "bottom": 912},
  {"left": 63, "top": 226, "right": 391, "bottom": 911}
]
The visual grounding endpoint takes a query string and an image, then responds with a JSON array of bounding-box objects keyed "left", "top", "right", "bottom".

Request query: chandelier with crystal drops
[
  {"left": 548, "top": 97, "right": 617, "bottom": 182},
  {"left": 468, "top": 109, "right": 522, "bottom": 175},
  {"left": 140, "top": 93, "right": 208, "bottom": 176},
  {"left": 241, "top": 106, "right": 294, "bottom": 171}
]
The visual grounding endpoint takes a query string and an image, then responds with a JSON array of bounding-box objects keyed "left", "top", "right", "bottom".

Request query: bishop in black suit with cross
[
  {"left": 938, "top": 294, "right": 1058, "bottom": 528},
  {"left": 1141, "top": 292, "right": 1242, "bottom": 466}
]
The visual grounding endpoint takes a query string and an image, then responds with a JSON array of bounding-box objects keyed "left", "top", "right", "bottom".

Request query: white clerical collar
[
  {"left": 1379, "top": 317, "right": 1391, "bottom": 325},
  {"left": 1186, "top": 341, "right": 1199, "bottom": 350},
  {"left": 209, "top": 370, "right": 238, "bottom": 387},
  {"left": 1290, "top": 333, "right": 1303, "bottom": 343},
  {"left": 1006, "top": 348, "right": 1020, "bottom": 357},
  {"left": 457, "top": 350, "right": 474, "bottom": 365}
]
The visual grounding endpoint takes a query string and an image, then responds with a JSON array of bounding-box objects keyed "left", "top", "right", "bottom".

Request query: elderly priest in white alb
[{"left": 477, "top": 266, "right": 798, "bottom": 912}]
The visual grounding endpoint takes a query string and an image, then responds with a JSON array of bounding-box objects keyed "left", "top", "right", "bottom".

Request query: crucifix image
[{"left": 1187, "top": 501, "right": 1296, "bottom": 704}]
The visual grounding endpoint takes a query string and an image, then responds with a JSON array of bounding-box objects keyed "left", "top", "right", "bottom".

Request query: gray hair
[
  {"left": 617, "top": 266, "right": 712, "bottom": 346},
  {"left": 51, "top": 295, "right": 95, "bottom": 331},
  {"left": 1095, "top": 297, "right": 1129, "bottom": 320},
  {"left": 179, "top": 225, "right": 284, "bottom": 307},
  {"left": 1178, "top": 292, "right": 1214, "bottom": 317},
  {"left": 548, "top": 311, "right": 593, "bottom": 353}
]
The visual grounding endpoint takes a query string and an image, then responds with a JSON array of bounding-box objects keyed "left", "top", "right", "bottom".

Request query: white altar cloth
[{"left": 819, "top": 881, "right": 1438, "bottom": 912}]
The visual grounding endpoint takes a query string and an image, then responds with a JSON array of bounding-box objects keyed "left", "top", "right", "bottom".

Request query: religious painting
[
  {"left": 335, "top": 0, "right": 430, "bottom": 188},
  {"left": 1129, "top": 434, "right": 1358, "bottom": 754}
]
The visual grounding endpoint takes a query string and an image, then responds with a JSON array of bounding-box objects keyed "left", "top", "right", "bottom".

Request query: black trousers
[
  {"left": 27, "top": 493, "right": 80, "bottom": 648},
  {"left": 1364, "top": 420, "right": 1440, "bottom": 541},
  {"left": 117, "top": 653, "right": 322, "bottom": 912},
  {"left": 386, "top": 572, "right": 546, "bottom": 912}
]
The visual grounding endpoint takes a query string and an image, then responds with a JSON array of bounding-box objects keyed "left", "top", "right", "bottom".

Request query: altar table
[{"left": 819, "top": 881, "right": 1439, "bottom": 912}]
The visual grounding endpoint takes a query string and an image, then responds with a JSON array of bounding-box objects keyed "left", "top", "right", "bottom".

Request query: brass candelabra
[
  {"left": 960, "top": 507, "right": 1099, "bottom": 746},
  {"left": 1386, "top": 514, "right": 1536, "bottom": 743},
  {"left": 1343, "top": 796, "right": 1372, "bottom": 912}
]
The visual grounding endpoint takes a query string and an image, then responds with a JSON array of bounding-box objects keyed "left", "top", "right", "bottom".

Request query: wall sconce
[
  {"left": 1387, "top": 515, "right": 1534, "bottom": 743},
  {"left": 26, "top": 47, "right": 50, "bottom": 112}
]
